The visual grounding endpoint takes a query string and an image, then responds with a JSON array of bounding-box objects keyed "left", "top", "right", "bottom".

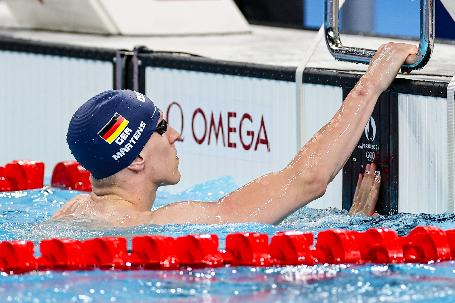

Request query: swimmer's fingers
[
  {"left": 404, "top": 53, "right": 418, "bottom": 65},
  {"left": 354, "top": 170, "right": 369, "bottom": 209},
  {"left": 390, "top": 43, "right": 418, "bottom": 61},
  {"left": 370, "top": 42, "right": 418, "bottom": 75},
  {"left": 400, "top": 44, "right": 418, "bottom": 73},
  {"left": 349, "top": 173, "right": 364, "bottom": 214},
  {"left": 369, "top": 42, "right": 419, "bottom": 80},
  {"left": 353, "top": 172, "right": 363, "bottom": 202},
  {"left": 396, "top": 43, "right": 418, "bottom": 70},
  {"left": 362, "top": 172, "right": 381, "bottom": 216},
  {"left": 349, "top": 164, "right": 380, "bottom": 216},
  {"left": 358, "top": 163, "right": 375, "bottom": 204},
  {"left": 401, "top": 52, "right": 419, "bottom": 74},
  {"left": 349, "top": 163, "right": 374, "bottom": 215}
]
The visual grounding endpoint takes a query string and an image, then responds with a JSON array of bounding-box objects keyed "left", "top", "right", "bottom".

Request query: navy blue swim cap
[{"left": 67, "top": 90, "right": 161, "bottom": 179}]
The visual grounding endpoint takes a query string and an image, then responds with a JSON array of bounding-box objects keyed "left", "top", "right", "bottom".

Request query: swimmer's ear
[{"left": 127, "top": 154, "right": 145, "bottom": 173}]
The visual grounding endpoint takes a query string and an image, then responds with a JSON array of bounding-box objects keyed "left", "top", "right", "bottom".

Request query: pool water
[{"left": 1, "top": 176, "right": 455, "bottom": 302}]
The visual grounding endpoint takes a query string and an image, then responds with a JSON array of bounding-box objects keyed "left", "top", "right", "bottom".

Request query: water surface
[{"left": 1, "top": 177, "right": 454, "bottom": 303}]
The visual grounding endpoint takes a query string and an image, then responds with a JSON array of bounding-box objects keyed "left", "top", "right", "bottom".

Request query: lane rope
[{"left": 1, "top": 226, "right": 454, "bottom": 274}]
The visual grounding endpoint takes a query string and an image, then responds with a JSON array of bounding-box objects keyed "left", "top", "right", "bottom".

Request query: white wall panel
[
  {"left": 398, "top": 94, "right": 449, "bottom": 213},
  {"left": 146, "top": 67, "right": 297, "bottom": 192},
  {"left": 0, "top": 51, "right": 113, "bottom": 176},
  {"left": 301, "top": 84, "right": 343, "bottom": 210}
]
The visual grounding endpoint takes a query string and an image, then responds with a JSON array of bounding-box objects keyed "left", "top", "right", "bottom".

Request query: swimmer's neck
[{"left": 90, "top": 181, "right": 158, "bottom": 212}]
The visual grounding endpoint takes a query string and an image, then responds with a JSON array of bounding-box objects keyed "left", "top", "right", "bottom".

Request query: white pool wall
[{"left": 0, "top": 51, "right": 113, "bottom": 177}]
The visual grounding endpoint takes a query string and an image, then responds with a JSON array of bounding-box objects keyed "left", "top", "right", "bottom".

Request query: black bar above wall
[{"left": 0, "top": 35, "right": 117, "bottom": 61}]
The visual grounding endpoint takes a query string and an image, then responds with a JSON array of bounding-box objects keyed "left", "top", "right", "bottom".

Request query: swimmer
[{"left": 53, "top": 42, "right": 418, "bottom": 226}]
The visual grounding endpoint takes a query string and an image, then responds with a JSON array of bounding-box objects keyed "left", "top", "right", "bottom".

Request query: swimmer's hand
[
  {"left": 348, "top": 163, "right": 381, "bottom": 216},
  {"left": 364, "top": 42, "right": 418, "bottom": 93}
]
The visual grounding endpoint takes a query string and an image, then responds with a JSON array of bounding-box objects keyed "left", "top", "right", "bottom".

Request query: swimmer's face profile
[{"left": 140, "top": 111, "right": 181, "bottom": 186}]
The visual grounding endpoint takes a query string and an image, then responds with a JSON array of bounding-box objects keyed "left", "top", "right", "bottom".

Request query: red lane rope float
[
  {"left": 0, "top": 166, "right": 14, "bottom": 191},
  {"left": 131, "top": 235, "right": 178, "bottom": 269},
  {"left": 315, "top": 229, "right": 362, "bottom": 264},
  {"left": 176, "top": 234, "right": 224, "bottom": 268},
  {"left": 0, "top": 240, "right": 36, "bottom": 273},
  {"left": 269, "top": 231, "right": 314, "bottom": 266},
  {"left": 225, "top": 233, "right": 271, "bottom": 266},
  {"left": 39, "top": 239, "right": 86, "bottom": 270},
  {"left": 447, "top": 230, "right": 455, "bottom": 259},
  {"left": 0, "top": 160, "right": 91, "bottom": 192},
  {"left": 401, "top": 226, "right": 452, "bottom": 263},
  {"left": 6, "top": 160, "right": 44, "bottom": 190},
  {"left": 1, "top": 226, "right": 455, "bottom": 274},
  {"left": 356, "top": 228, "right": 404, "bottom": 264},
  {"left": 0, "top": 161, "right": 44, "bottom": 191},
  {"left": 39, "top": 237, "right": 130, "bottom": 270},
  {"left": 83, "top": 237, "right": 129, "bottom": 269},
  {"left": 51, "top": 161, "right": 91, "bottom": 192}
]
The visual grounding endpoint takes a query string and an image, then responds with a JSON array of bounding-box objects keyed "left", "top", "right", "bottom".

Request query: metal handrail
[{"left": 324, "top": 0, "right": 434, "bottom": 70}]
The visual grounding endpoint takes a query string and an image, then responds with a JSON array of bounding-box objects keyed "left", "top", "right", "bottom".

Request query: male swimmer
[{"left": 53, "top": 42, "right": 418, "bottom": 227}]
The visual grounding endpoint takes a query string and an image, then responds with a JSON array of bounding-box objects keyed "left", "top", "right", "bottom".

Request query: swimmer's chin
[
  {"left": 168, "top": 175, "right": 180, "bottom": 185},
  {"left": 170, "top": 171, "right": 182, "bottom": 185},
  {"left": 157, "top": 173, "right": 181, "bottom": 187}
]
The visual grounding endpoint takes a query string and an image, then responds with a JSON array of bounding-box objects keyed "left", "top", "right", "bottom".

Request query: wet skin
[{"left": 53, "top": 42, "right": 418, "bottom": 227}]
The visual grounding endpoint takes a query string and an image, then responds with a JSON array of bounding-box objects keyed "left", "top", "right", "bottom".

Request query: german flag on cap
[{"left": 98, "top": 113, "right": 129, "bottom": 144}]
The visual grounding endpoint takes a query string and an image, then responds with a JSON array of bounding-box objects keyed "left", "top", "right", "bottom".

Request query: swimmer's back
[
  {"left": 52, "top": 194, "right": 92, "bottom": 219},
  {"left": 52, "top": 194, "right": 157, "bottom": 227}
]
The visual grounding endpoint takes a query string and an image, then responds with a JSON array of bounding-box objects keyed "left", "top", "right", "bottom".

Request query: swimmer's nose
[{"left": 166, "top": 126, "right": 181, "bottom": 143}]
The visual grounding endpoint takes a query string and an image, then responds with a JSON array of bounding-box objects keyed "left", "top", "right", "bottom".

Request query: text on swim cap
[
  {"left": 135, "top": 91, "right": 146, "bottom": 102},
  {"left": 114, "top": 128, "right": 132, "bottom": 145},
  {"left": 112, "top": 121, "right": 147, "bottom": 161}
]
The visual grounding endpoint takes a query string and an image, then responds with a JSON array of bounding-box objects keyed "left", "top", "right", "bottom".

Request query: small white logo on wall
[
  {"left": 365, "top": 151, "right": 376, "bottom": 162},
  {"left": 364, "top": 117, "right": 377, "bottom": 141}
]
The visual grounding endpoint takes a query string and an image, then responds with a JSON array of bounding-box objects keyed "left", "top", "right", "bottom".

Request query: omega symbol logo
[{"left": 364, "top": 117, "right": 376, "bottom": 141}]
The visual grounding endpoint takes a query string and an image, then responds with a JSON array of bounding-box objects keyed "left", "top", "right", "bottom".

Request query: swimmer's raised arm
[
  {"left": 150, "top": 42, "right": 417, "bottom": 225},
  {"left": 60, "top": 43, "right": 418, "bottom": 227}
]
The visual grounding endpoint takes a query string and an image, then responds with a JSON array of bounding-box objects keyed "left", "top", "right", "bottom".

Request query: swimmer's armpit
[{"left": 348, "top": 163, "right": 381, "bottom": 216}]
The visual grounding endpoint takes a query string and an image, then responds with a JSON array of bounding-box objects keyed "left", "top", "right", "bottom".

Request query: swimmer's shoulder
[{"left": 52, "top": 194, "right": 92, "bottom": 219}]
